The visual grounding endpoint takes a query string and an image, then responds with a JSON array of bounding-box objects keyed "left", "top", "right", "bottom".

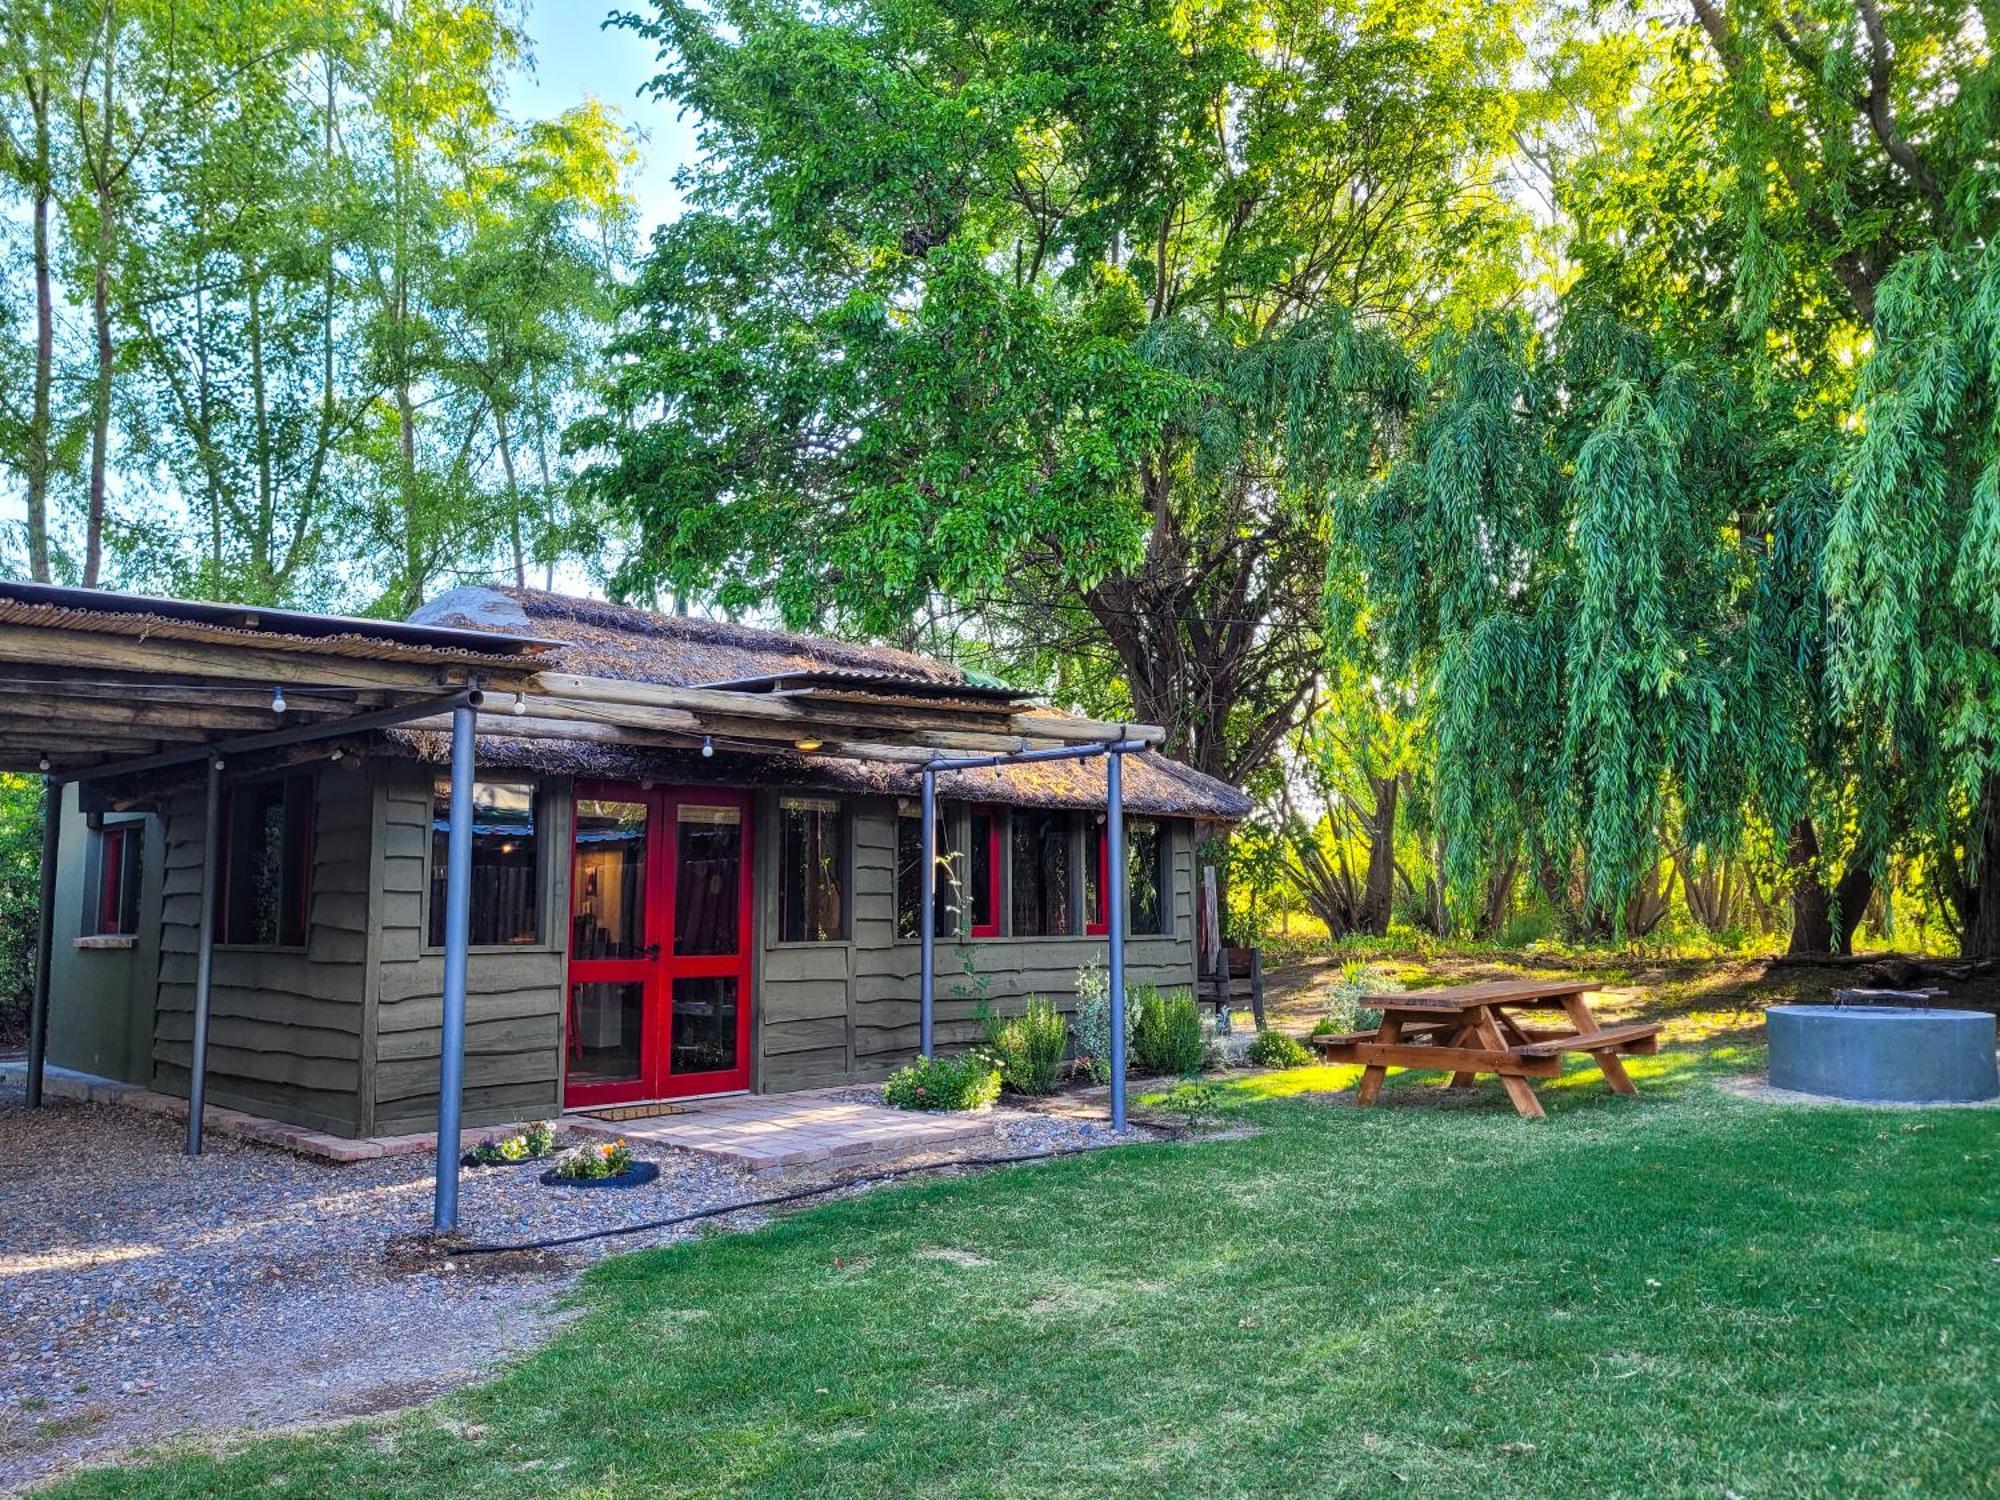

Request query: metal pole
[
  {"left": 919, "top": 765, "right": 936, "bottom": 1059},
  {"left": 433, "top": 703, "right": 477, "bottom": 1232},
  {"left": 1107, "top": 748, "right": 1127, "bottom": 1131},
  {"left": 24, "top": 776, "right": 60, "bottom": 1108},
  {"left": 186, "top": 758, "right": 222, "bottom": 1153}
]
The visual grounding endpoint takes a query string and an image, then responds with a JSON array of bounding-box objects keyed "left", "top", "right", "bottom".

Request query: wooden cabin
[{"left": 40, "top": 587, "right": 1248, "bottom": 1139}]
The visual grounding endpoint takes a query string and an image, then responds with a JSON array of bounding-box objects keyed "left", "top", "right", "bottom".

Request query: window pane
[
  {"left": 1129, "top": 820, "right": 1165, "bottom": 936},
  {"left": 969, "top": 809, "right": 996, "bottom": 931},
  {"left": 675, "top": 804, "right": 741, "bottom": 955},
  {"left": 572, "top": 798, "right": 649, "bottom": 958},
  {"left": 779, "top": 800, "right": 844, "bottom": 942},
  {"left": 1010, "top": 811, "right": 1073, "bottom": 937},
  {"left": 223, "top": 774, "right": 311, "bottom": 947},
  {"left": 672, "top": 976, "right": 739, "bottom": 1074},
  {"left": 430, "top": 780, "right": 540, "bottom": 947},
  {"left": 91, "top": 822, "right": 144, "bottom": 937},
  {"left": 896, "top": 808, "right": 959, "bottom": 940}
]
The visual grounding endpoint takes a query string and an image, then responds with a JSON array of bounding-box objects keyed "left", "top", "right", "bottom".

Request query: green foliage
[
  {"left": 1245, "top": 1031, "right": 1313, "bottom": 1070},
  {"left": 0, "top": 777, "right": 42, "bottom": 1036},
  {"left": 1071, "top": 957, "right": 1138, "bottom": 1084},
  {"left": 1130, "top": 986, "right": 1207, "bottom": 1077},
  {"left": 471, "top": 1120, "right": 559, "bottom": 1165},
  {"left": 590, "top": 0, "right": 1531, "bottom": 784},
  {"left": 883, "top": 1052, "right": 1001, "bottom": 1112},
  {"left": 1151, "top": 1079, "right": 1225, "bottom": 1132},
  {"left": 980, "top": 997, "right": 1069, "bottom": 1097}
]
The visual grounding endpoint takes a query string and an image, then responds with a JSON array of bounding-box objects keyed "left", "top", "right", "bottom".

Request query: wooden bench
[
  {"left": 1199, "top": 946, "right": 1266, "bottom": 1029},
  {"left": 1513, "top": 1022, "right": 1661, "bottom": 1058}
]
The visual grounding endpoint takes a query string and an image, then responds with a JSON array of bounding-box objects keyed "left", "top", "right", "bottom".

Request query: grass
[{"left": 53, "top": 1043, "right": 2000, "bottom": 1498}]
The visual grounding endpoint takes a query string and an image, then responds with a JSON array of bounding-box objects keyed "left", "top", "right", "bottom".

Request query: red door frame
[{"left": 564, "top": 781, "right": 754, "bottom": 1107}]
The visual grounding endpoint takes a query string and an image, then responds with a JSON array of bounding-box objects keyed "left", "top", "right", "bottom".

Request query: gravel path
[{"left": 0, "top": 1081, "right": 1145, "bottom": 1491}]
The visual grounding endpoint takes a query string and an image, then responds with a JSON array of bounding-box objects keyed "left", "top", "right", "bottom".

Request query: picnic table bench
[{"left": 1306, "top": 979, "right": 1659, "bottom": 1119}]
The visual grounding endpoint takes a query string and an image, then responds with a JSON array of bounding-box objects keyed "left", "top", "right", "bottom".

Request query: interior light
[{"left": 794, "top": 738, "right": 823, "bottom": 753}]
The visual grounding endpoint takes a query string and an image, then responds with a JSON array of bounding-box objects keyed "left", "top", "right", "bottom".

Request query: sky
[{"left": 511, "top": 1, "right": 700, "bottom": 235}]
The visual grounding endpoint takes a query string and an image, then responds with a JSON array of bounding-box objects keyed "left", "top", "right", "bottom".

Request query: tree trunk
[
  {"left": 1359, "top": 773, "right": 1396, "bottom": 935},
  {"left": 26, "top": 83, "right": 54, "bottom": 583},
  {"left": 82, "top": 1, "right": 119, "bottom": 589},
  {"left": 496, "top": 406, "right": 526, "bottom": 588},
  {"left": 1787, "top": 818, "right": 1875, "bottom": 956},
  {"left": 1958, "top": 775, "right": 2000, "bottom": 958}
]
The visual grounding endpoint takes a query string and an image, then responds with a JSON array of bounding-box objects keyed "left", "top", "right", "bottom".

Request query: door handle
[{"left": 641, "top": 942, "right": 662, "bottom": 960}]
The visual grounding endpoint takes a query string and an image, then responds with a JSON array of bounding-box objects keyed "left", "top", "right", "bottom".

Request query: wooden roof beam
[{"left": 529, "top": 672, "right": 1165, "bottom": 748}]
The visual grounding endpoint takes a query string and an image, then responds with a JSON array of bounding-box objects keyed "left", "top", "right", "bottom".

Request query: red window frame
[
  {"left": 1086, "top": 822, "right": 1110, "bottom": 936},
  {"left": 968, "top": 805, "right": 1001, "bottom": 938},
  {"left": 95, "top": 824, "right": 137, "bottom": 936}
]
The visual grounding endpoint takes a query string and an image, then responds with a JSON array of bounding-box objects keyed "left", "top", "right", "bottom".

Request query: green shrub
[
  {"left": 1155, "top": 1079, "right": 1225, "bottom": 1131},
  {"left": 1246, "top": 1030, "right": 1313, "bottom": 1069},
  {"left": 883, "top": 1052, "right": 1001, "bottom": 1112},
  {"left": 1131, "top": 987, "right": 1207, "bottom": 1076},
  {"left": 1072, "top": 958, "right": 1138, "bottom": 1082},
  {"left": 982, "top": 997, "right": 1069, "bottom": 1095},
  {"left": 1324, "top": 959, "right": 1393, "bottom": 1036}
]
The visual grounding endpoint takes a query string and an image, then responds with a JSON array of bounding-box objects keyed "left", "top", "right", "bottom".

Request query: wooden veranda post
[
  {"left": 185, "top": 756, "right": 222, "bottom": 1153},
  {"left": 24, "top": 774, "right": 59, "bottom": 1108}
]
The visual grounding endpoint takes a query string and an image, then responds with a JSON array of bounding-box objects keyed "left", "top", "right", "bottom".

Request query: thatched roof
[{"left": 393, "top": 588, "right": 1250, "bottom": 822}]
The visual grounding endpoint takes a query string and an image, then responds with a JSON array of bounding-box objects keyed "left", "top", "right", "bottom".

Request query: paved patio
[{"left": 569, "top": 1092, "right": 997, "bottom": 1170}]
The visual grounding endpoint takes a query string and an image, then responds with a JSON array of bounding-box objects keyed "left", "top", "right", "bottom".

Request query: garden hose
[{"left": 442, "top": 1141, "right": 1124, "bottom": 1257}]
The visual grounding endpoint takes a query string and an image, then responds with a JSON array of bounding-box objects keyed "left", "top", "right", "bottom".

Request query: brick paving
[{"left": 569, "top": 1091, "right": 996, "bottom": 1170}]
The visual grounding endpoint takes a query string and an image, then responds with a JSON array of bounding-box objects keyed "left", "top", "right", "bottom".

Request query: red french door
[{"left": 564, "top": 782, "right": 754, "bottom": 1107}]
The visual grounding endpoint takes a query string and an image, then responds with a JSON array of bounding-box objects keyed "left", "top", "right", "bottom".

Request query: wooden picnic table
[{"left": 1306, "top": 979, "right": 1660, "bottom": 1119}]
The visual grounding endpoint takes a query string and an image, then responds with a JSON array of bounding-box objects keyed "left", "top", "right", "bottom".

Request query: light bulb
[
  {"left": 701, "top": 735, "right": 714, "bottom": 758},
  {"left": 270, "top": 686, "right": 287, "bottom": 714}
]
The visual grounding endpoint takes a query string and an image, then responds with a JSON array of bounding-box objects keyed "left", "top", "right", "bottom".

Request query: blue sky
[{"left": 512, "top": 1, "right": 699, "bottom": 234}]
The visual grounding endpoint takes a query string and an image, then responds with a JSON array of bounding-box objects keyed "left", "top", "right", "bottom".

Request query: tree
[{"left": 584, "top": 0, "right": 1530, "bottom": 787}]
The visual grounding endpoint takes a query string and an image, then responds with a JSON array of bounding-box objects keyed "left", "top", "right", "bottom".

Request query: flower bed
[{"left": 539, "top": 1139, "right": 659, "bottom": 1189}]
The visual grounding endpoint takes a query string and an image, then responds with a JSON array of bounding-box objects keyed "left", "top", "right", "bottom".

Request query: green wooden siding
[
  {"left": 758, "top": 793, "right": 1199, "bottom": 1090},
  {"left": 152, "top": 766, "right": 372, "bottom": 1134},
  {"left": 364, "top": 762, "right": 569, "bottom": 1136}
]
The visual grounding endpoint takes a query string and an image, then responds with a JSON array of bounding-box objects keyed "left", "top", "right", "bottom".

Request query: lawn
[{"left": 52, "top": 1035, "right": 2000, "bottom": 1498}]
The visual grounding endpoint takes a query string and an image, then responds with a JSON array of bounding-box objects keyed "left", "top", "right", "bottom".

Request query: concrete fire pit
[{"left": 1768, "top": 1003, "right": 2000, "bottom": 1104}]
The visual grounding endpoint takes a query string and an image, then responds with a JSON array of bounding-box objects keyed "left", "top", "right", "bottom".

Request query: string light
[
  {"left": 512, "top": 693, "right": 527, "bottom": 716},
  {"left": 701, "top": 735, "right": 714, "bottom": 758},
  {"left": 270, "top": 686, "right": 287, "bottom": 714}
]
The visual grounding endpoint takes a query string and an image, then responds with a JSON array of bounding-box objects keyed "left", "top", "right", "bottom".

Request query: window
[
  {"left": 896, "top": 803, "right": 959, "bottom": 940},
  {"left": 1010, "top": 810, "right": 1074, "bottom": 937},
  {"left": 967, "top": 806, "right": 999, "bottom": 937},
  {"left": 1086, "top": 817, "right": 1168, "bottom": 936},
  {"left": 429, "top": 779, "right": 540, "bottom": 947},
  {"left": 87, "top": 819, "right": 144, "bottom": 937},
  {"left": 222, "top": 773, "right": 314, "bottom": 947},
  {"left": 778, "top": 798, "right": 845, "bottom": 941}
]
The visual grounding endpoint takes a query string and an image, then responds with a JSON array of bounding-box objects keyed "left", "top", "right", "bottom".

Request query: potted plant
[{"left": 538, "top": 1138, "right": 660, "bottom": 1189}]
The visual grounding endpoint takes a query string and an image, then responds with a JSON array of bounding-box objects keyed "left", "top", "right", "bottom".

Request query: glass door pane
[
  {"left": 569, "top": 981, "right": 645, "bottom": 1085},
  {"left": 572, "top": 799, "right": 649, "bottom": 958},
  {"left": 671, "top": 977, "right": 740, "bottom": 1075},
  {"left": 675, "top": 804, "right": 742, "bottom": 956}
]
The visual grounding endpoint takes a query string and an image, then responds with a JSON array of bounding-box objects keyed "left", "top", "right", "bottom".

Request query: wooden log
[
  {"left": 0, "top": 672, "right": 359, "bottom": 714},
  {"left": 531, "top": 670, "right": 1166, "bottom": 746},
  {"left": 0, "top": 623, "right": 536, "bottom": 693},
  {"left": 0, "top": 692, "right": 288, "bottom": 734}
]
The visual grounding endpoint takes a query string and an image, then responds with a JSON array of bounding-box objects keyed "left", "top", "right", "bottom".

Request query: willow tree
[
  {"left": 582, "top": 0, "right": 1528, "bottom": 787},
  {"left": 1340, "top": 306, "right": 1819, "bottom": 933}
]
